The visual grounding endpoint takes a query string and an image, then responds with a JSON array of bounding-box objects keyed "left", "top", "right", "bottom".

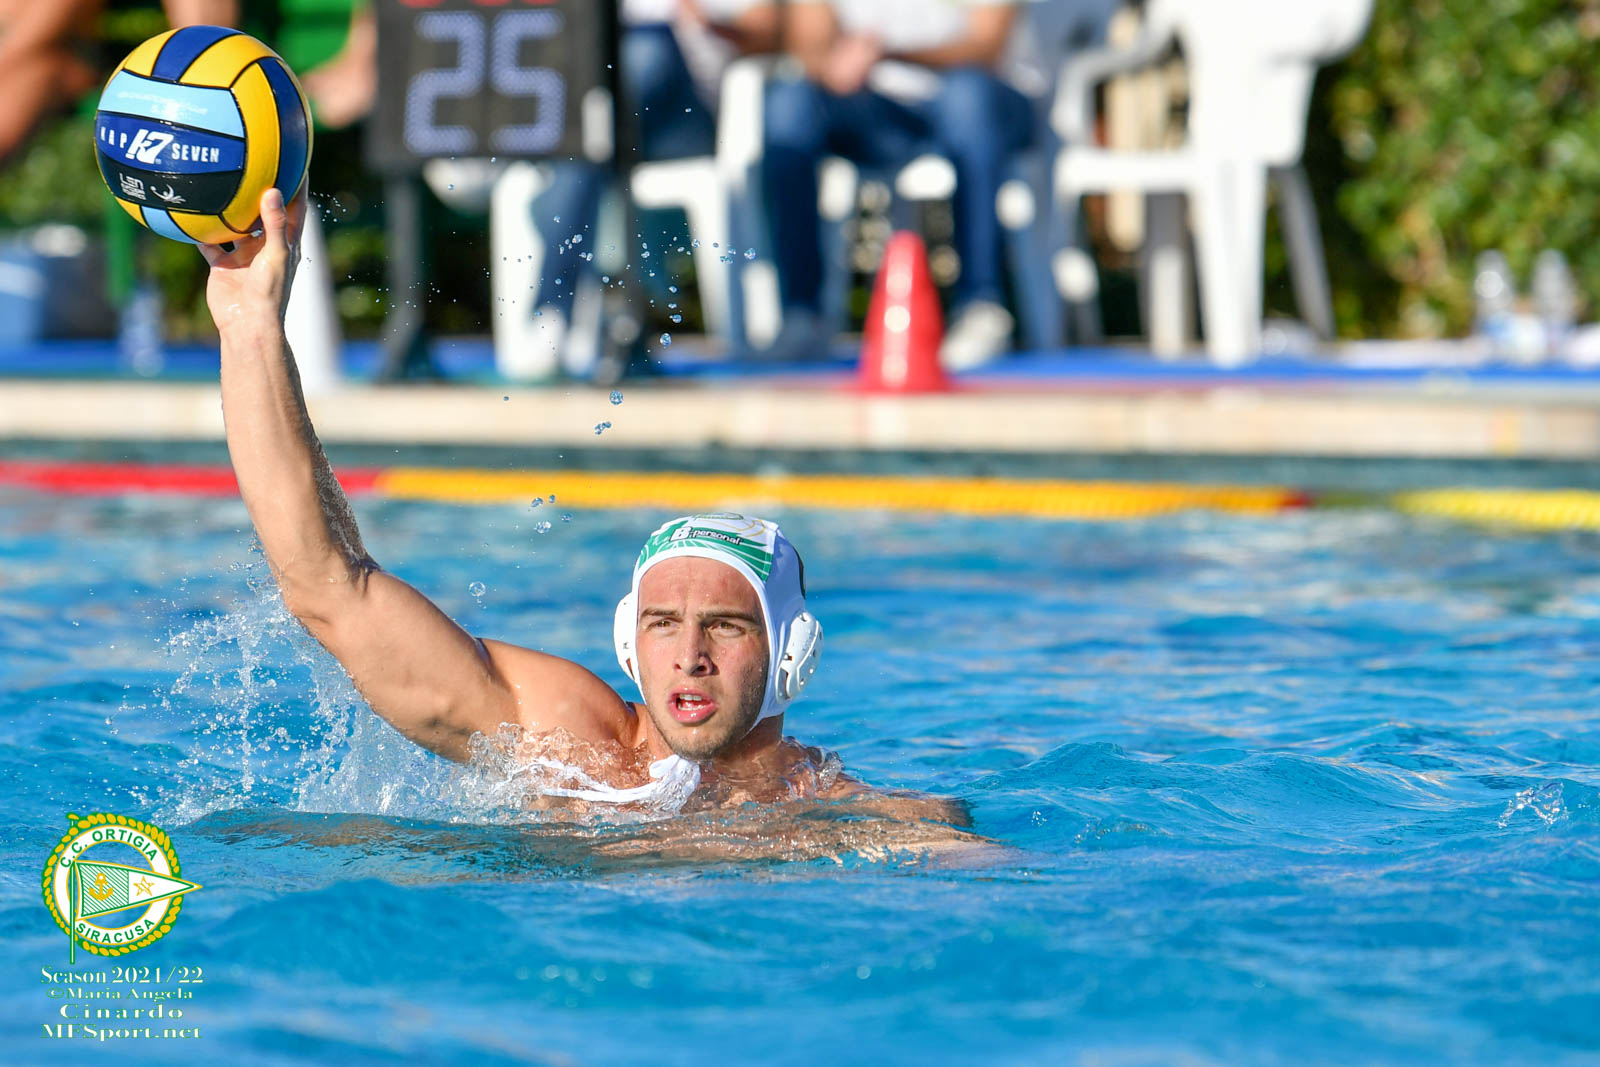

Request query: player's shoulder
[{"left": 478, "top": 637, "right": 636, "bottom": 744}]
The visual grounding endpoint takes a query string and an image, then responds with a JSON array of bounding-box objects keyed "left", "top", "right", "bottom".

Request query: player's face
[{"left": 635, "top": 557, "right": 769, "bottom": 760}]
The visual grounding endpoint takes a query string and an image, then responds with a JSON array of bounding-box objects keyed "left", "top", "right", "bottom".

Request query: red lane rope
[{"left": 0, "top": 460, "right": 381, "bottom": 496}]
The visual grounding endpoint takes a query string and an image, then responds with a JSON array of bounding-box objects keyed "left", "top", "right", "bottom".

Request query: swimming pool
[{"left": 5, "top": 485, "right": 1599, "bottom": 1064}]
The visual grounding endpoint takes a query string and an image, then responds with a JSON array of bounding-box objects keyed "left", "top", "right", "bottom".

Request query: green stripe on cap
[{"left": 638, "top": 516, "right": 776, "bottom": 580}]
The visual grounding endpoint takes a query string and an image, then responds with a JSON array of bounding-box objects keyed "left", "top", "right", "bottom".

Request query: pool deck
[{"left": 10, "top": 339, "right": 1600, "bottom": 459}]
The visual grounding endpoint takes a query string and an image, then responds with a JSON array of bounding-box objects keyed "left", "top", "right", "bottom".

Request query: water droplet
[
  {"left": 534, "top": 521, "right": 552, "bottom": 534},
  {"left": 594, "top": 421, "right": 612, "bottom": 435},
  {"left": 529, "top": 498, "right": 542, "bottom": 509},
  {"left": 561, "top": 513, "right": 573, "bottom": 523},
  {"left": 670, "top": 314, "right": 682, "bottom": 323},
  {"left": 659, "top": 333, "right": 672, "bottom": 347},
  {"left": 549, "top": 494, "right": 557, "bottom": 502},
  {"left": 468, "top": 581, "right": 486, "bottom": 597},
  {"left": 609, "top": 390, "right": 624, "bottom": 405},
  {"left": 572, "top": 234, "right": 583, "bottom": 244},
  {"left": 745, "top": 248, "right": 757, "bottom": 260}
]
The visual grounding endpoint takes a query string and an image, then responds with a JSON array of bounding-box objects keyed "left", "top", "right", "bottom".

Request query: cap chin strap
[{"left": 613, "top": 592, "right": 823, "bottom": 714}]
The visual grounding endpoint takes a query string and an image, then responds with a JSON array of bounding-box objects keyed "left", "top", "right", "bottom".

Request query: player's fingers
[
  {"left": 198, "top": 234, "right": 255, "bottom": 267},
  {"left": 258, "top": 187, "right": 289, "bottom": 256}
]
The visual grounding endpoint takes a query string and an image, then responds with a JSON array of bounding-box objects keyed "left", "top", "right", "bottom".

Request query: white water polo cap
[{"left": 614, "top": 514, "right": 823, "bottom": 729}]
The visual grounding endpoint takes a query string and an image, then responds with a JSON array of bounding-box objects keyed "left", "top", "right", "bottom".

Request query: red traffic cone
[{"left": 859, "top": 231, "right": 948, "bottom": 392}]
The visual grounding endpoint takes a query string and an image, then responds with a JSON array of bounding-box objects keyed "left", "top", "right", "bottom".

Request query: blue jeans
[
  {"left": 761, "top": 68, "right": 1035, "bottom": 313},
  {"left": 531, "top": 25, "right": 714, "bottom": 313}
]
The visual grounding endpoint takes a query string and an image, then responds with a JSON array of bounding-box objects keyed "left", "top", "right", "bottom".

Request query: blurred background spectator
[
  {"left": 162, "top": 1, "right": 375, "bottom": 128},
  {"left": 0, "top": 0, "right": 104, "bottom": 166},
  {"left": 517, "top": 0, "right": 779, "bottom": 378},
  {"left": 758, "top": 0, "right": 1033, "bottom": 368}
]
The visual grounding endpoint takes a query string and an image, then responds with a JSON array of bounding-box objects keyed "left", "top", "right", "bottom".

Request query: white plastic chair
[
  {"left": 630, "top": 55, "right": 773, "bottom": 345},
  {"left": 1051, "top": 0, "right": 1373, "bottom": 364},
  {"left": 487, "top": 58, "right": 771, "bottom": 378}
]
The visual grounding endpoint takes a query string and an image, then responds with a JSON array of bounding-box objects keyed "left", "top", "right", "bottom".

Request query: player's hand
[
  {"left": 677, "top": 0, "right": 708, "bottom": 29},
  {"left": 822, "top": 34, "right": 882, "bottom": 96},
  {"left": 199, "top": 187, "right": 307, "bottom": 329}
]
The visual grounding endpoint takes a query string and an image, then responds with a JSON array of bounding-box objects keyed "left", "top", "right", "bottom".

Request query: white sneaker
[{"left": 940, "top": 301, "right": 1015, "bottom": 371}]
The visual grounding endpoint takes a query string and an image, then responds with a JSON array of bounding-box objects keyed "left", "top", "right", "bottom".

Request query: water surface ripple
[{"left": 4, "top": 491, "right": 1598, "bottom": 1064}]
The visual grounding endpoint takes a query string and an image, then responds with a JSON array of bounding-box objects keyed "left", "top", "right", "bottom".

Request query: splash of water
[
  {"left": 145, "top": 564, "right": 981, "bottom": 864},
  {"left": 1497, "top": 781, "right": 1565, "bottom": 828},
  {"left": 153, "top": 552, "right": 447, "bottom": 825}
]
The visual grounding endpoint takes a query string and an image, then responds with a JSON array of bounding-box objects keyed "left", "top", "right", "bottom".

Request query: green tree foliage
[{"left": 1324, "top": 0, "right": 1600, "bottom": 337}]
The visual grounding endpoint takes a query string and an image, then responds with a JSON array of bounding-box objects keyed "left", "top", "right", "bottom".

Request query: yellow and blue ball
[{"left": 94, "top": 26, "right": 311, "bottom": 246}]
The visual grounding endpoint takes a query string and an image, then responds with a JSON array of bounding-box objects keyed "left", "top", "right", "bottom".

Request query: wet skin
[{"left": 633, "top": 557, "right": 771, "bottom": 762}]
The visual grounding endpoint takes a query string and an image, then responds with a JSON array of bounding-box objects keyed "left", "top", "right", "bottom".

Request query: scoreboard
[{"left": 369, "top": 0, "right": 617, "bottom": 171}]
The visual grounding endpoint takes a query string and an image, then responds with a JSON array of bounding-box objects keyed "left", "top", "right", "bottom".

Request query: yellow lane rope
[
  {"left": 373, "top": 468, "right": 1308, "bottom": 520},
  {"left": 17, "top": 458, "right": 1600, "bottom": 528},
  {"left": 1392, "top": 488, "right": 1600, "bottom": 530}
]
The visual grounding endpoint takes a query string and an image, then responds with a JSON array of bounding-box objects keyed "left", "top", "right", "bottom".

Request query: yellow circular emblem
[{"left": 41, "top": 812, "right": 201, "bottom": 958}]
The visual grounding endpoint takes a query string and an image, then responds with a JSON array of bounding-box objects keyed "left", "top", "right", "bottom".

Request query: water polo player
[{"left": 195, "top": 188, "right": 968, "bottom": 827}]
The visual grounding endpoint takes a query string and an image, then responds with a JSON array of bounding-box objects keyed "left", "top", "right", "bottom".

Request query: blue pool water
[{"left": 4, "top": 488, "right": 1600, "bottom": 1064}]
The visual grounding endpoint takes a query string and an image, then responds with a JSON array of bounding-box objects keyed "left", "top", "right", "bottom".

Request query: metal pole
[{"left": 378, "top": 174, "right": 433, "bottom": 379}]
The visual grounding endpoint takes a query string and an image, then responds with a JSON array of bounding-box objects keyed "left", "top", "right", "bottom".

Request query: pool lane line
[
  {"left": 0, "top": 459, "right": 380, "bottom": 496},
  {"left": 0, "top": 458, "right": 1305, "bottom": 517},
  {"left": 14, "top": 457, "right": 1600, "bottom": 528},
  {"left": 1390, "top": 488, "right": 1600, "bottom": 530},
  {"left": 371, "top": 467, "right": 1312, "bottom": 519}
]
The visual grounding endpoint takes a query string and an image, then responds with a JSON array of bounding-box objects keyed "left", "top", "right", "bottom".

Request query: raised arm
[{"left": 203, "top": 190, "right": 630, "bottom": 762}]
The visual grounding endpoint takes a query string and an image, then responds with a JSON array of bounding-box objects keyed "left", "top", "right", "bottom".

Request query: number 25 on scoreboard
[{"left": 372, "top": 0, "right": 614, "bottom": 170}]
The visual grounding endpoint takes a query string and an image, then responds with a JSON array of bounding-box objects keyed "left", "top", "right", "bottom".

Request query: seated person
[
  {"left": 162, "top": 0, "right": 376, "bottom": 128},
  {"left": 761, "top": 0, "right": 1032, "bottom": 369},
  {"left": 192, "top": 188, "right": 972, "bottom": 843},
  {"left": 527, "top": 0, "right": 779, "bottom": 377},
  {"left": 0, "top": 0, "right": 103, "bottom": 167}
]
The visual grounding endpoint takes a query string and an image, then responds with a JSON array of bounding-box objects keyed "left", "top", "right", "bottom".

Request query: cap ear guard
[
  {"left": 614, "top": 592, "right": 639, "bottom": 684},
  {"left": 777, "top": 611, "right": 822, "bottom": 702}
]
